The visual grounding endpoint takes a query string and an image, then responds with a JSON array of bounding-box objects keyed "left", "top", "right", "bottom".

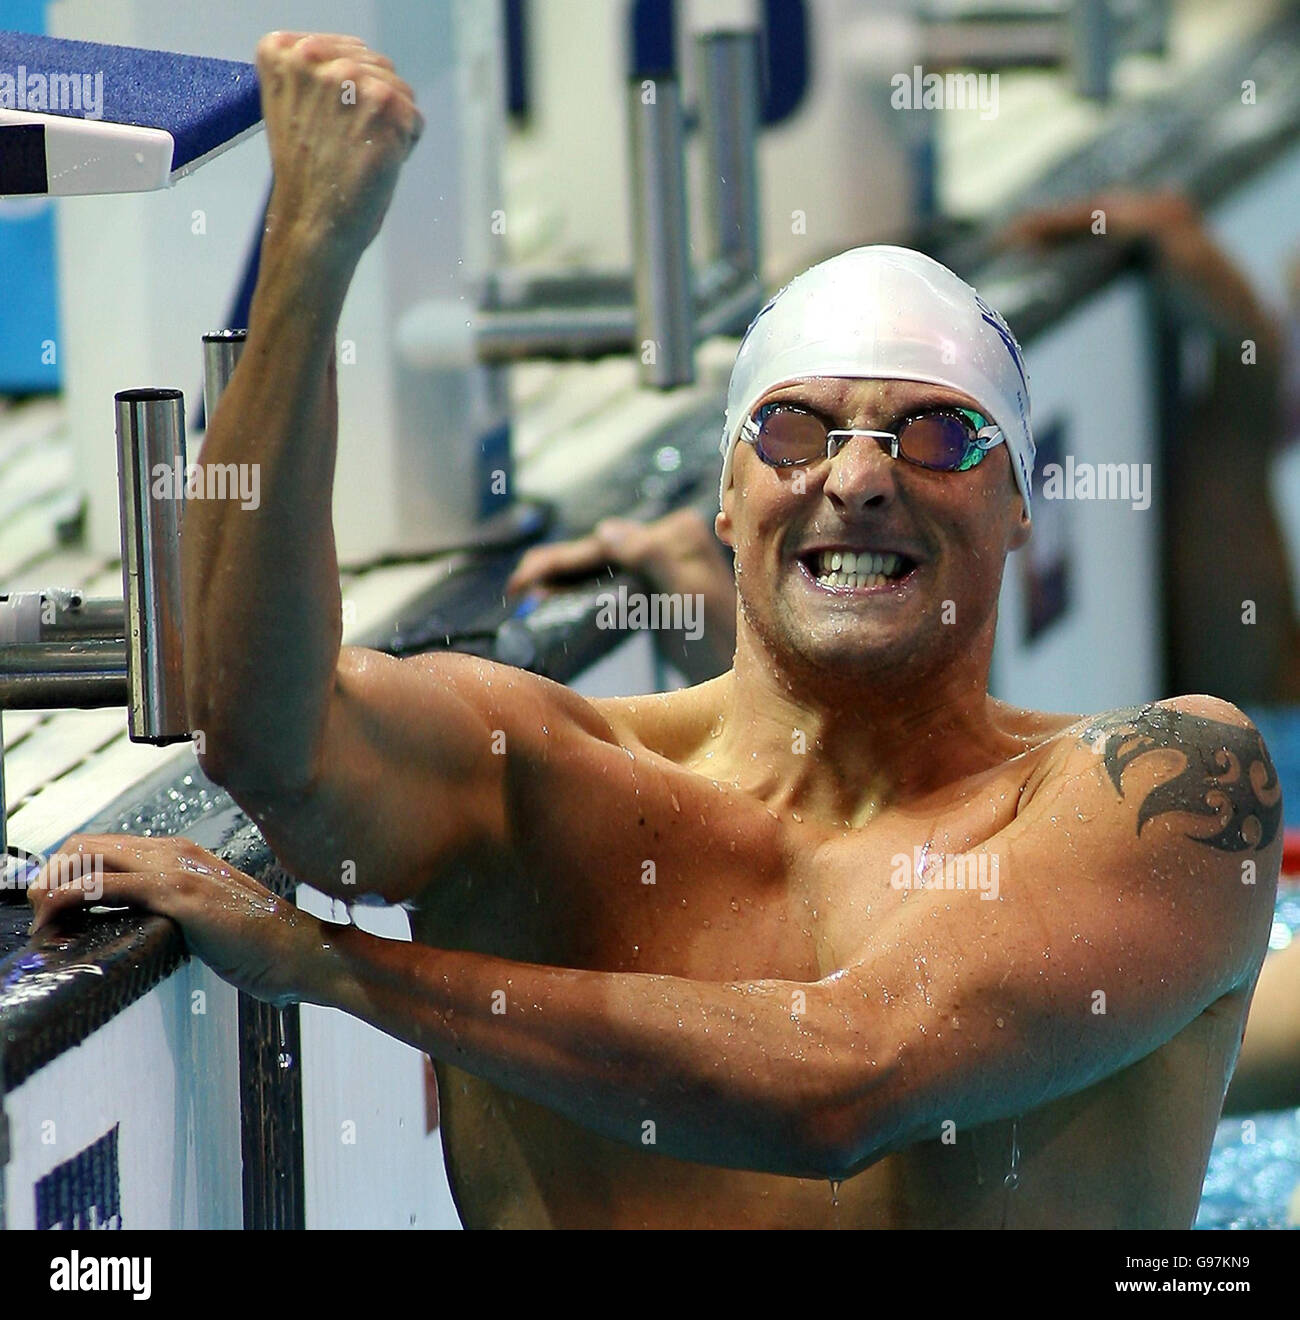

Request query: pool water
[{"left": 1196, "top": 885, "right": 1300, "bottom": 1229}]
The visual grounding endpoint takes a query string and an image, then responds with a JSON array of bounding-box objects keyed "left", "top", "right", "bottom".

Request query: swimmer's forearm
[
  {"left": 1156, "top": 219, "right": 1282, "bottom": 357},
  {"left": 183, "top": 227, "right": 351, "bottom": 790},
  {"left": 306, "top": 926, "right": 873, "bottom": 1179}
]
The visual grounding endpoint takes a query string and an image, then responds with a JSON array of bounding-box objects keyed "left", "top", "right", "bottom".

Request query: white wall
[
  {"left": 508, "top": 0, "right": 913, "bottom": 280},
  {"left": 294, "top": 887, "right": 462, "bottom": 1229},
  {"left": 48, "top": 0, "right": 507, "bottom": 566},
  {"left": 991, "top": 274, "right": 1161, "bottom": 712}
]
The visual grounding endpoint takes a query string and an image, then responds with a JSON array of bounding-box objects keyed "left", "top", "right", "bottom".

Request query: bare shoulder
[
  {"left": 945, "top": 694, "right": 1283, "bottom": 1018},
  {"left": 1033, "top": 693, "right": 1282, "bottom": 852},
  {"left": 390, "top": 648, "right": 624, "bottom": 748},
  {"left": 1009, "top": 694, "right": 1281, "bottom": 982},
  {"left": 587, "top": 672, "right": 732, "bottom": 761},
  {"left": 353, "top": 646, "right": 725, "bottom": 763}
]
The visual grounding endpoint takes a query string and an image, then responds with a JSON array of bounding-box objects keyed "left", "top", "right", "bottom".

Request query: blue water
[{"left": 1196, "top": 885, "right": 1300, "bottom": 1229}]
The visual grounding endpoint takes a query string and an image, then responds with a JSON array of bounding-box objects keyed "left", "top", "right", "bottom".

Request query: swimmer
[{"left": 30, "top": 33, "right": 1282, "bottom": 1229}]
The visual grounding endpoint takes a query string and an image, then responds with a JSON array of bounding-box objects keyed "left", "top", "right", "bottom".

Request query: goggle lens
[
  {"left": 896, "top": 412, "right": 979, "bottom": 470},
  {"left": 752, "top": 406, "right": 828, "bottom": 465}
]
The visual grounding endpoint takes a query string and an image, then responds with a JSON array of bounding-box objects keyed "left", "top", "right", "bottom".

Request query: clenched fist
[{"left": 256, "top": 31, "right": 425, "bottom": 277}]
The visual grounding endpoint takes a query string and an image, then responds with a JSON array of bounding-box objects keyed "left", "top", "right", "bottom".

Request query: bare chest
[{"left": 410, "top": 741, "right": 1030, "bottom": 982}]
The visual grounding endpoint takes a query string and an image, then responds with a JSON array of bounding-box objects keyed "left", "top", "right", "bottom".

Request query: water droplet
[{"left": 1000, "top": 1118, "right": 1022, "bottom": 1218}]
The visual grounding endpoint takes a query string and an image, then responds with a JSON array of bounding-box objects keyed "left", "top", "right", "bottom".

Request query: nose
[{"left": 822, "top": 434, "right": 898, "bottom": 516}]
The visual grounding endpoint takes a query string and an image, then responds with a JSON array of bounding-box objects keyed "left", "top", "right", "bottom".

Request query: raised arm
[
  {"left": 184, "top": 34, "right": 616, "bottom": 900},
  {"left": 183, "top": 32, "right": 417, "bottom": 791}
]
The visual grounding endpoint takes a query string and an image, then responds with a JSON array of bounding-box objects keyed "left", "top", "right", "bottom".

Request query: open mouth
[{"left": 798, "top": 548, "right": 919, "bottom": 591}]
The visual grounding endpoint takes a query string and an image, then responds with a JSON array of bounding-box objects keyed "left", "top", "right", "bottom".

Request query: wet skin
[
  {"left": 74, "top": 29, "right": 1272, "bottom": 1231},
  {"left": 414, "top": 686, "right": 1267, "bottom": 1229},
  {"left": 189, "top": 376, "right": 1275, "bottom": 1229}
]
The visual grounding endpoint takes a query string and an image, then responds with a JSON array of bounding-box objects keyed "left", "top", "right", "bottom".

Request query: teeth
[
  {"left": 814, "top": 549, "right": 905, "bottom": 582},
  {"left": 815, "top": 569, "right": 888, "bottom": 589}
]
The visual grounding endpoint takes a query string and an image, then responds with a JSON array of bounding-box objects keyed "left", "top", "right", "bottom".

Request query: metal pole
[
  {"left": 628, "top": 75, "right": 695, "bottom": 388},
  {"left": 115, "top": 388, "right": 190, "bottom": 744},
  {"left": 203, "top": 329, "right": 248, "bottom": 426},
  {"left": 696, "top": 30, "right": 762, "bottom": 278},
  {"left": 0, "top": 642, "right": 129, "bottom": 708},
  {"left": 1071, "top": 0, "right": 1114, "bottom": 102}
]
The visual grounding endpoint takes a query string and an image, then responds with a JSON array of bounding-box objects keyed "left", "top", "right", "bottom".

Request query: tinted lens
[
  {"left": 754, "top": 406, "right": 828, "bottom": 465},
  {"left": 897, "top": 412, "right": 975, "bottom": 470}
]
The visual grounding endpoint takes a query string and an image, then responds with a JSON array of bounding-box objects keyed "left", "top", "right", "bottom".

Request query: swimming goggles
[{"left": 739, "top": 401, "right": 1006, "bottom": 474}]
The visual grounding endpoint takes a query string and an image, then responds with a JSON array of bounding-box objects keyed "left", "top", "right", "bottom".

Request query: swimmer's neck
[{"left": 704, "top": 629, "right": 1023, "bottom": 824}]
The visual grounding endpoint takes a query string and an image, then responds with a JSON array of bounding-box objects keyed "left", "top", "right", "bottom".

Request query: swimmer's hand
[
  {"left": 256, "top": 31, "right": 424, "bottom": 276},
  {"left": 27, "top": 834, "right": 324, "bottom": 1008},
  {"left": 993, "top": 187, "right": 1200, "bottom": 251},
  {"left": 506, "top": 509, "right": 722, "bottom": 598},
  {"left": 506, "top": 509, "right": 737, "bottom": 681}
]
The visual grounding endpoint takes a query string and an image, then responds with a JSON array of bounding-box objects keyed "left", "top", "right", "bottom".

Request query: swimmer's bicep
[{"left": 243, "top": 647, "right": 620, "bottom": 897}]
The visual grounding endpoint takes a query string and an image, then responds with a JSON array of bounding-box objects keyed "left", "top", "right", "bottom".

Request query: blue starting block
[{"left": 0, "top": 30, "right": 262, "bottom": 196}]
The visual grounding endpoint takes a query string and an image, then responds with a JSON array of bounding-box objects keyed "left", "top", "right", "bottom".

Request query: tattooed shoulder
[{"left": 1075, "top": 699, "right": 1281, "bottom": 852}]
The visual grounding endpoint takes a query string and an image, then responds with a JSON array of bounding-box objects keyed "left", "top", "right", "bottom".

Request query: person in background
[
  {"left": 1224, "top": 935, "right": 1300, "bottom": 1115},
  {"left": 1010, "top": 194, "right": 1300, "bottom": 1120},
  {"left": 999, "top": 188, "right": 1300, "bottom": 706}
]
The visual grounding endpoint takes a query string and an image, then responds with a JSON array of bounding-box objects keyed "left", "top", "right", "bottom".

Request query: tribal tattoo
[{"left": 1081, "top": 704, "right": 1281, "bottom": 852}]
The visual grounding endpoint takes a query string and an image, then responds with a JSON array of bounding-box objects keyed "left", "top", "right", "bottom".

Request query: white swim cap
[{"left": 718, "top": 245, "right": 1034, "bottom": 517}]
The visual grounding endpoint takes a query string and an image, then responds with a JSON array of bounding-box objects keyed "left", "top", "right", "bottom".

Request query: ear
[
  {"left": 1008, "top": 500, "right": 1031, "bottom": 550},
  {"left": 714, "top": 500, "right": 734, "bottom": 549}
]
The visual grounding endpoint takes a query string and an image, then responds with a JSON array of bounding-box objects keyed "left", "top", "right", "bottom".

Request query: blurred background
[{"left": 1, "top": 0, "right": 1299, "bottom": 1231}]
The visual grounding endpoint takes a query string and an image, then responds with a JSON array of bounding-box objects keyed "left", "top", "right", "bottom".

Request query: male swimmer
[{"left": 30, "top": 34, "right": 1282, "bottom": 1229}]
